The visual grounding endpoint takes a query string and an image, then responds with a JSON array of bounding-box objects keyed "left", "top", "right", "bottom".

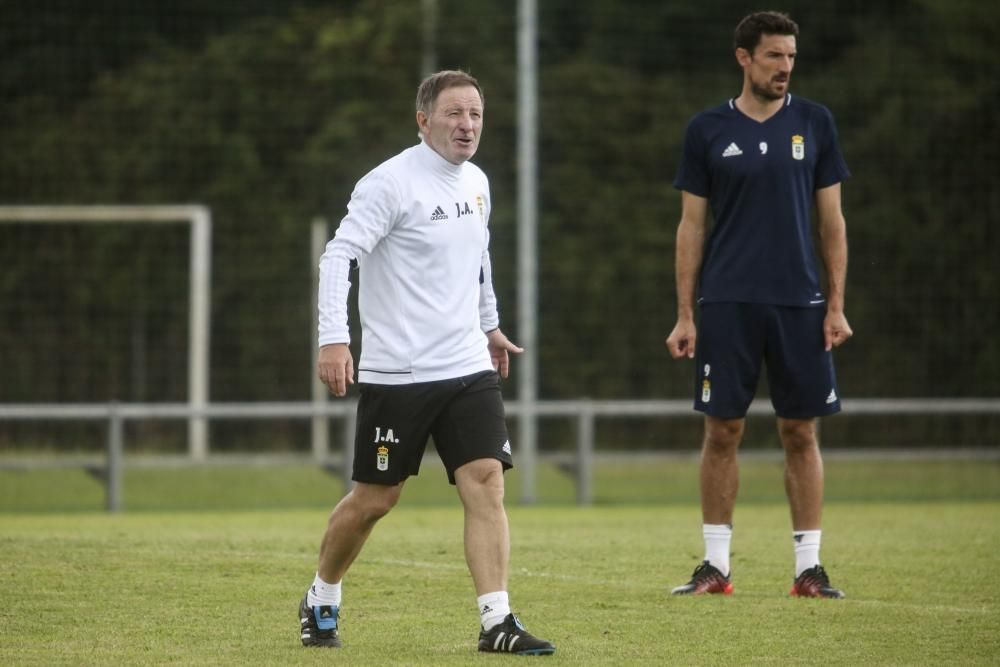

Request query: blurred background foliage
[{"left": 1, "top": 0, "right": 997, "bottom": 450}]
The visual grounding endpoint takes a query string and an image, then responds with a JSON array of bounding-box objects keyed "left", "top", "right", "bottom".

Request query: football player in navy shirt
[{"left": 666, "top": 11, "right": 852, "bottom": 599}]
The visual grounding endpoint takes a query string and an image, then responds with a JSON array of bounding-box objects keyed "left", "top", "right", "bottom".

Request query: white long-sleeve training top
[{"left": 317, "top": 139, "right": 501, "bottom": 385}]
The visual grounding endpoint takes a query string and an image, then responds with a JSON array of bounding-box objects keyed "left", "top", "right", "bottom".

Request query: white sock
[
  {"left": 793, "top": 530, "right": 822, "bottom": 577},
  {"left": 703, "top": 523, "right": 732, "bottom": 576},
  {"left": 478, "top": 591, "right": 510, "bottom": 631},
  {"left": 307, "top": 572, "right": 342, "bottom": 608}
]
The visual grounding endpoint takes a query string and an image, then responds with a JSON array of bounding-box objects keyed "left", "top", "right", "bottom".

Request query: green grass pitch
[{"left": 1, "top": 460, "right": 998, "bottom": 664}]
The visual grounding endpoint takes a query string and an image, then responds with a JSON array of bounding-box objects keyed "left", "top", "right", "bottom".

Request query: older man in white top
[{"left": 299, "top": 70, "right": 555, "bottom": 657}]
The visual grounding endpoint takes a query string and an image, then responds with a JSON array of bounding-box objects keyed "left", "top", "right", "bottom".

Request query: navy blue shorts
[
  {"left": 694, "top": 302, "right": 841, "bottom": 419},
  {"left": 352, "top": 370, "right": 513, "bottom": 485}
]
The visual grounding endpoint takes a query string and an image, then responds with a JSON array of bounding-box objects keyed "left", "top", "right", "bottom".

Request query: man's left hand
[
  {"left": 485, "top": 329, "right": 524, "bottom": 378},
  {"left": 824, "top": 310, "right": 853, "bottom": 351}
]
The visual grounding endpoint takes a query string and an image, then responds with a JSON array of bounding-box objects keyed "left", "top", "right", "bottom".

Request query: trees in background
[{"left": 1, "top": 0, "right": 996, "bottom": 428}]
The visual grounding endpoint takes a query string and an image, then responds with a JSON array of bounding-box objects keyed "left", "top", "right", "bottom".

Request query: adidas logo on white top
[
  {"left": 722, "top": 142, "right": 743, "bottom": 157},
  {"left": 430, "top": 205, "right": 449, "bottom": 221}
]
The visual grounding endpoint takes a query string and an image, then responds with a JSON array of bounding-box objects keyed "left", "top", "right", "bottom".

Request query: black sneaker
[
  {"left": 478, "top": 613, "right": 555, "bottom": 655},
  {"left": 298, "top": 593, "right": 341, "bottom": 647},
  {"left": 790, "top": 565, "right": 845, "bottom": 599},
  {"left": 671, "top": 560, "right": 734, "bottom": 595}
]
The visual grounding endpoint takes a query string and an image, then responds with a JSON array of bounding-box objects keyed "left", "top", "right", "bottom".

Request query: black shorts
[
  {"left": 352, "top": 370, "right": 513, "bottom": 485},
  {"left": 694, "top": 302, "right": 841, "bottom": 419}
]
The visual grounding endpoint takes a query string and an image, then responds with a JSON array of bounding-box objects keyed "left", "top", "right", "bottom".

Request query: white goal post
[{"left": 0, "top": 205, "right": 212, "bottom": 458}]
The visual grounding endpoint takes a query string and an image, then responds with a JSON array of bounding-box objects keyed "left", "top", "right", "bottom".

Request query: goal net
[{"left": 0, "top": 205, "right": 211, "bottom": 456}]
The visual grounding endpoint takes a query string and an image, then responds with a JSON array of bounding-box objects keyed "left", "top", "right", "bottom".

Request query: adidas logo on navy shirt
[
  {"left": 722, "top": 142, "right": 743, "bottom": 157},
  {"left": 430, "top": 205, "right": 449, "bottom": 221}
]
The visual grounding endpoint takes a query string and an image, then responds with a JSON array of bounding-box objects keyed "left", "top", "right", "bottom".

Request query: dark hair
[
  {"left": 733, "top": 11, "right": 799, "bottom": 54},
  {"left": 415, "top": 70, "right": 484, "bottom": 114}
]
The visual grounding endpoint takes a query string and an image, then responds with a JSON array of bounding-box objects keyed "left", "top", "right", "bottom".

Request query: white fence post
[
  {"left": 576, "top": 401, "right": 594, "bottom": 505},
  {"left": 107, "top": 403, "right": 124, "bottom": 513},
  {"left": 310, "top": 218, "right": 331, "bottom": 460},
  {"left": 188, "top": 207, "right": 212, "bottom": 460},
  {"left": 342, "top": 405, "right": 357, "bottom": 496}
]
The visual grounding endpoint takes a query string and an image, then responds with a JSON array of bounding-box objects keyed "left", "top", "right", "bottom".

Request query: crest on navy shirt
[{"left": 791, "top": 134, "right": 805, "bottom": 160}]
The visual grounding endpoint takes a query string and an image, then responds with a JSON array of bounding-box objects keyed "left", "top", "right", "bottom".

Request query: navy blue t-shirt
[{"left": 674, "top": 94, "right": 850, "bottom": 307}]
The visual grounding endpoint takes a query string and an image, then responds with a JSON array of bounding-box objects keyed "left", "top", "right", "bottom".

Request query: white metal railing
[{"left": 1, "top": 398, "right": 998, "bottom": 511}]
